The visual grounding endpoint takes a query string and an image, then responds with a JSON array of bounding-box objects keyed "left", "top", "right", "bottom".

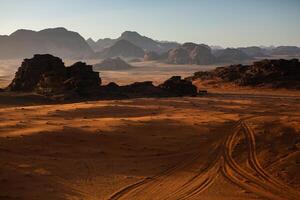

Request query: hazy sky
[{"left": 0, "top": 0, "right": 299, "bottom": 47}]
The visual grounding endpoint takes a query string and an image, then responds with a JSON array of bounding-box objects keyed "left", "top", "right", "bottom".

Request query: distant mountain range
[
  {"left": 213, "top": 48, "right": 252, "bottom": 63},
  {"left": 0, "top": 27, "right": 300, "bottom": 63},
  {"left": 0, "top": 27, "right": 93, "bottom": 59},
  {"left": 87, "top": 31, "right": 179, "bottom": 54},
  {"left": 90, "top": 39, "right": 145, "bottom": 59}
]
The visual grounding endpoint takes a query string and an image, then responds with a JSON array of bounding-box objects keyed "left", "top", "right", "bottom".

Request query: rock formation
[
  {"left": 189, "top": 59, "right": 300, "bottom": 89},
  {"left": 7, "top": 54, "right": 200, "bottom": 100},
  {"left": 100, "top": 77, "right": 198, "bottom": 98},
  {"left": 167, "top": 43, "right": 216, "bottom": 65},
  {"left": 7, "top": 54, "right": 101, "bottom": 99},
  {"left": 94, "top": 57, "right": 133, "bottom": 71},
  {"left": 159, "top": 76, "right": 198, "bottom": 96}
]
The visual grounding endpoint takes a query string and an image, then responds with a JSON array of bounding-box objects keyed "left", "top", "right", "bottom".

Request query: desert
[
  {"left": 0, "top": 54, "right": 299, "bottom": 200},
  {"left": 1, "top": 1, "right": 300, "bottom": 199}
]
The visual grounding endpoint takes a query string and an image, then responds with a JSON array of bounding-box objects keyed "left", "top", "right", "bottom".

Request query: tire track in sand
[{"left": 107, "top": 119, "right": 300, "bottom": 200}]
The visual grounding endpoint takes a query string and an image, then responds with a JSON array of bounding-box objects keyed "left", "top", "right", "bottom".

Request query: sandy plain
[{"left": 0, "top": 59, "right": 299, "bottom": 200}]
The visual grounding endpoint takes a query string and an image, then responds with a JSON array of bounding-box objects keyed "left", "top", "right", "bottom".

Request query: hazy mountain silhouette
[
  {"left": 0, "top": 28, "right": 93, "bottom": 59},
  {"left": 87, "top": 38, "right": 115, "bottom": 52},
  {"left": 238, "top": 46, "right": 268, "bottom": 57},
  {"left": 270, "top": 46, "right": 300, "bottom": 56},
  {"left": 213, "top": 48, "right": 252, "bottom": 63},
  {"left": 88, "top": 31, "right": 179, "bottom": 53},
  {"left": 91, "top": 39, "right": 145, "bottom": 59},
  {"left": 166, "top": 43, "right": 216, "bottom": 65},
  {"left": 94, "top": 57, "right": 134, "bottom": 71}
]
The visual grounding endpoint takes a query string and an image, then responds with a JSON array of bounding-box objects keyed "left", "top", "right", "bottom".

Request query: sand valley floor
[{"left": 0, "top": 89, "right": 299, "bottom": 200}]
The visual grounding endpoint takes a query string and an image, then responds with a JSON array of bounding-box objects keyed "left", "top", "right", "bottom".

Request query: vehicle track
[
  {"left": 241, "top": 122, "right": 300, "bottom": 199},
  {"left": 106, "top": 119, "right": 300, "bottom": 200}
]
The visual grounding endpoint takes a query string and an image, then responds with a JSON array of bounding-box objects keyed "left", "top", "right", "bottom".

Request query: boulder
[{"left": 159, "top": 76, "right": 198, "bottom": 96}]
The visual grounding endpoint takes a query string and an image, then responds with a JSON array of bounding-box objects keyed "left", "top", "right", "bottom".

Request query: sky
[{"left": 0, "top": 0, "right": 299, "bottom": 47}]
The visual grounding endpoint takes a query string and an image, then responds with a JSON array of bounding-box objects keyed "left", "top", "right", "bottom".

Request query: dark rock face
[
  {"left": 167, "top": 43, "right": 215, "bottom": 65},
  {"left": 122, "top": 81, "right": 165, "bottom": 97},
  {"left": 159, "top": 76, "right": 198, "bottom": 96},
  {"left": 91, "top": 39, "right": 145, "bottom": 59},
  {"left": 94, "top": 57, "right": 133, "bottom": 71},
  {"left": 7, "top": 54, "right": 101, "bottom": 98},
  {"left": 190, "top": 59, "right": 300, "bottom": 89},
  {"left": 7, "top": 54, "right": 65, "bottom": 91}
]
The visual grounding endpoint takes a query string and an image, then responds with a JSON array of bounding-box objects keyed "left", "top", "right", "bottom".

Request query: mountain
[
  {"left": 88, "top": 31, "right": 180, "bottom": 53},
  {"left": 270, "top": 46, "right": 300, "bottom": 56},
  {"left": 238, "top": 46, "right": 268, "bottom": 57},
  {"left": 119, "top": 31, "right": 179, "bottom": 53},
  {"left": 213, "top": 48, "right": 252, "bottom": 63},
  {"left": 144, "top": 51, "right": 160, "bottom": 61},
  {"left": 87, "top": 38, "right": 116, "bottom": 52},
  {"left": 91, "top": 39, "right": 145, "bottom": 59},
  {"left": 167, "top": 43, "right": 216, "bottom": 65},
  {"left": 0, "top": 28, "right": 93, "bottom": 59},
  {"left": 94, "top": 57, "right": 134, "bottom": 71}
]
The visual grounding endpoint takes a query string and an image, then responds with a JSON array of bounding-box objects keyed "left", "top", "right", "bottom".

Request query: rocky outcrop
[
  {"left": 94, "top": 57, "right": 133, "bottom": 71},
  {"left": 7, "top": 54, "right": 200, "bottom": 100},
  {"left": 7, "top": 54, "right": 101, "bottom": 98},
  {"left": 7, "top": 54, "right": 66, "bottom": 91},
  {"left": 91, "top": 40, "right": 145, "bottom": 59},
  {"left": 167, "top": 43, "right": 216, "bottom": 65},
  {"left": 100, "top": 77, "right": 198, "bottom": 98},
  {"left": 189, "top": 59, "right": 300, "bottom": 89},
  {"left": 159, "top": 76, "right": 198, "bottom": 96}
]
